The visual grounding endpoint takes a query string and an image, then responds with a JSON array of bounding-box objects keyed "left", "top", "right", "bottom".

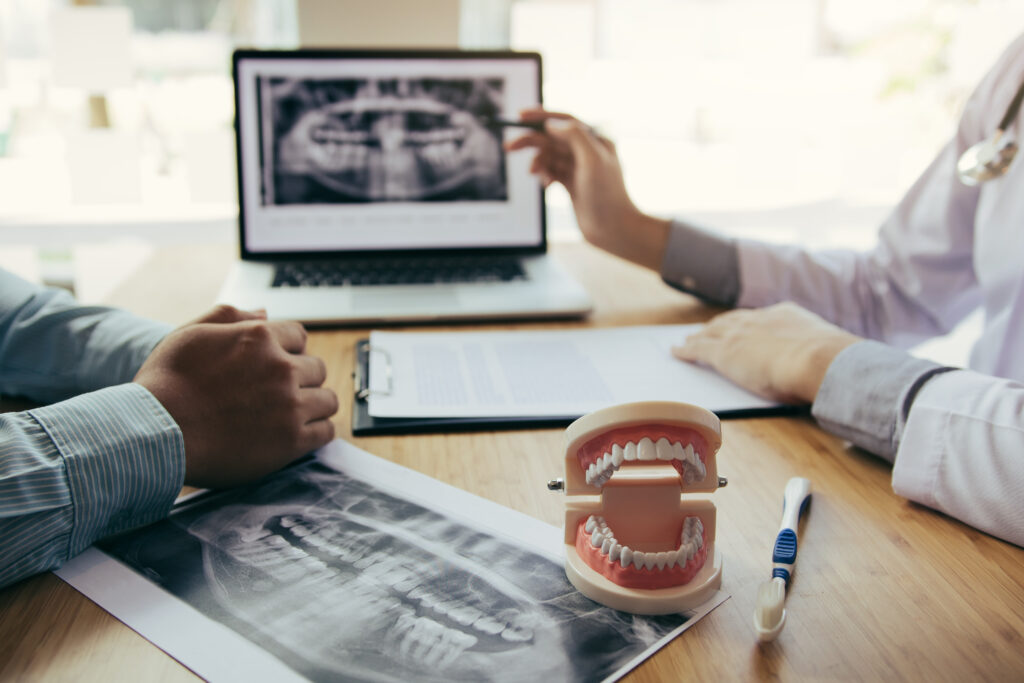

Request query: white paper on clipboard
[{"left": 366, "top": 324, "right": 778, "bottom": 418}]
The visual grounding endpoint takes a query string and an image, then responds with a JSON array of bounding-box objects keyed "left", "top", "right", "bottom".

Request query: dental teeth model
[{"left": 554, "top": 401, "right": 725, "bottom": 614}]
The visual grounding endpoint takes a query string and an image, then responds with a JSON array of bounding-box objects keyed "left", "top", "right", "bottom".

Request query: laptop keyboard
[{"left": 271, "top": 255, "right": 528, "bottom": 288}]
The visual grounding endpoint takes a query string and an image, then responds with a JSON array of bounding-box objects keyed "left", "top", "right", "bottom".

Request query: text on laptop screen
[{"left": 235, "top": 53, "right": 544, "bottom": 255}]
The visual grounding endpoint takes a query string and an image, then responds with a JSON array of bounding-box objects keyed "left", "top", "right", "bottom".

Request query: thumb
[
  {"left": 191, "top": 304, "right": 267, "bottom": 325},
  {"left": 670, "top": 343, "right": 698, "bottom": 363}
]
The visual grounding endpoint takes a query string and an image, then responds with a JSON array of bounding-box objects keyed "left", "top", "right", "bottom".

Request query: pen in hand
[{"left": 481, "top": 117, "right": 547, "bottom": 132}]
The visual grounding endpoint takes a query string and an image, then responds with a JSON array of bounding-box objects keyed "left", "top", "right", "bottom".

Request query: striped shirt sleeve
[
  {"left": 0, "top": 269, "right": 171, "bottom": 403},
  {"left": 0, "top": 383, "right": 185, "bottom": 589}
]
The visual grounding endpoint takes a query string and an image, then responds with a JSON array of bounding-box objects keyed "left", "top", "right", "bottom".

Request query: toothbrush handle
[
  {"left": 772, "top": 477, "right": 812, "bottom": 585},
  {"left": 780, "top": 477, "right": 812, "bottom": 532}
]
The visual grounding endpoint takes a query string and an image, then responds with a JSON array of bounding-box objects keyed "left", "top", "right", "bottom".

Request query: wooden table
[{"left": 1, "top": 241, "right": 1022, "bottom": 681}]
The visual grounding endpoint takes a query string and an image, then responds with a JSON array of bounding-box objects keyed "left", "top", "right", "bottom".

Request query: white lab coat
[{"left": 735, "top": 34, "right": 1024, "bottom": 547}]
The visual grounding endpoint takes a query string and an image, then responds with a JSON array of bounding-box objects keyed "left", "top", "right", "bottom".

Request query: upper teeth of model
[
  {"left": 585, "top": 437, "right": 706, "bottom": 487},
  {"left": 584, "top": 514, "right": 704, "bottom": 570}
]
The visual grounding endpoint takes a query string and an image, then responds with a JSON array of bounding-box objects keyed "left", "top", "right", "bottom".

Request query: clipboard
[
  {"left": 350, "top": 339, "right": 807, "bottom": 436},
  {"left": 351, "top": 339, "right": 577, "bottom": 435}
]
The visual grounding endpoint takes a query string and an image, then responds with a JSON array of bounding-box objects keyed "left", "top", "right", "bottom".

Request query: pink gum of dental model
[{"left": 560, "top": 401, "right": 725, "bottom": 615}]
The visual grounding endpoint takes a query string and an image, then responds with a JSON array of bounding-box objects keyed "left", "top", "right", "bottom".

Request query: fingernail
[{"left": 545, "top": 118, "right": 572, "bottom": 132}]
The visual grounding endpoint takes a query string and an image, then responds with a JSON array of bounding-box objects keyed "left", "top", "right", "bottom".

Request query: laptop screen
[{"left": 233, "top": 50, "right": 545, "bottom": 257}]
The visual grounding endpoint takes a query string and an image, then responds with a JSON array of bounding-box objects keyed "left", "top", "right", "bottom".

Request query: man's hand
[
  {"left": 134, "top": 305, "right": 338, "bottom": 488},
  {"left": 504, "top": 108, "right": 670, "bottom": 270},
  {"left": 672, "top": 302, "right": 862, "bottom": 404}
]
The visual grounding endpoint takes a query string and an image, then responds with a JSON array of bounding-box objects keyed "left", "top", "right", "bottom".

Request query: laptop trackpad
[{"left": 353, "top": 289, "right": 460, "bottom": 311}]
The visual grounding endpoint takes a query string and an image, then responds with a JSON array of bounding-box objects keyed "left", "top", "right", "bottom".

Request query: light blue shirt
[{"left": 0, "top": 270, "right": 185, "bottom": 588}]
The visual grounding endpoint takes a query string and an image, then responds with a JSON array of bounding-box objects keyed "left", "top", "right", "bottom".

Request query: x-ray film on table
[{"left": 67, "top": 440, "right": 724, "bottom": 682}]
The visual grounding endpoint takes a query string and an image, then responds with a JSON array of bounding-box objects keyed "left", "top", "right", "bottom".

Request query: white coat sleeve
[
  {"left": 813, "top": 341, "right": 1024, "bottom": 547},
  {"left": 893, "top": 370, "right": 1024, "bottom": 547},
  {"left": 733, "top": 34, "right": 1024, "bottom": 349}
]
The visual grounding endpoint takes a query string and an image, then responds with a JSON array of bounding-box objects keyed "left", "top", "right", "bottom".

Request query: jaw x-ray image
[
  {"left": 99, "top": 459, "right": 691, "bottom": 682},
  {"left": 261, "top": 76, "right": 508, "bottom": 205}
]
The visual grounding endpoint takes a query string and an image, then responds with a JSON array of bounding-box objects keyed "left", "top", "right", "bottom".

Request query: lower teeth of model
[{"left": 584, "top": 514, "right": 703, "bottom": 570}]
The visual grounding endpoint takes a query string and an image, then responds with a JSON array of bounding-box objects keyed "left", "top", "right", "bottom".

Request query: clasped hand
[{"left": 134, "top": 306, "right": 338, "bottom": 488}]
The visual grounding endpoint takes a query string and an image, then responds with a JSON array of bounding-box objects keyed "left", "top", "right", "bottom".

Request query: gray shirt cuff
[
  {"left": 811, "top": 340, "right": 956, "bottom": 462},
  {"left": 660, "top": 220, "right": 740, "bottom": 307}
]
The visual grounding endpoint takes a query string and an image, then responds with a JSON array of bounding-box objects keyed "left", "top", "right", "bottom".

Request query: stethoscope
[{"left": 957, "top": 78, "right": 1024, "bottom": 186}]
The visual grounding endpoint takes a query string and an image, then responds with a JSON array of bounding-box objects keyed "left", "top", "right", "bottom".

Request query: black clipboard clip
[{"left": 353, "top": 340, "right": 393, "bottom": 400}]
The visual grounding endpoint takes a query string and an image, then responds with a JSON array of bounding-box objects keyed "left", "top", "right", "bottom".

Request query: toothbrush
[{"left": 754, "top": 476, "right": 812, "bottom": 642}]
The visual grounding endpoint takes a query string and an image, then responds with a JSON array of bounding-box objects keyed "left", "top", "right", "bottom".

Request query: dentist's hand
[
  {"left": 134, "top": 305, "right": 338, "bottom": 488},
  {"left": 504, "top": 108, "right": 671, "bottom": 271},
  {"left": 672, "top": 302, "right": 862, "bottom": 404}
]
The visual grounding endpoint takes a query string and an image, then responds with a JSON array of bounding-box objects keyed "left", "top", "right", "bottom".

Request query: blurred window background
[
  {"left": 0, "top": 0, "right": 1022, "bottom": 299},
  {"left": 505, "top": 0, "right": 1024, "bottom": 249}
]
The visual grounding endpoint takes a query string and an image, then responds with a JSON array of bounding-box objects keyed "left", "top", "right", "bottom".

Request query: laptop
[{"left": 217, "top": 48, "right": 593, "bottom": 325}]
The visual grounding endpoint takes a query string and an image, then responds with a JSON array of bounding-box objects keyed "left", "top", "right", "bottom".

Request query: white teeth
[
  {"left": 586, "top": 515, "right": 705, "bottom": 572},
  {"left": 394, "top": 575, "right": 421, "bottom": 592},
  {"left": 638, "top": 437, "right": 657, "bottom": 461},
  {"left": 624, "top": 442, "right": 637, "bottom": 461},
  {"left": 500, "top": 624, "right": 533, "bottom": 643},
  {"left": 683, "top": 444, "right": 707, "bottom": 483},
  {"left": 353, "top": 553, "right": 376, "bottom": 570},
  {"left": 611, "top": 443, "right": 625, "bottom": 467},
  {"left": 655, "top": 551, "right": 670, "bottom": 570},
  {"left": 681, "top": 515, "right": 704, "bottom": 548},
  {"left": 586, "top": 439, "right": 705, "bottom": 488},
  {"left": 239, "top": 527, "right": 272, "bottom": 542},
  {"left": 448, "top": 604, "right": 482, "bottom": 627},
  {"left": 473, "top": 617, "right": 505, "bottom": 635},
  {"left": 682, "top": 516, "right": 696, "bottom": 540}
]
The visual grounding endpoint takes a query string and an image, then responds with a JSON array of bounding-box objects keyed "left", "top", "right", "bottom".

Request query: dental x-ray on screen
[
  {"left": 216, "top": 50, "right": 594, "bottom": 325},
  {"left": 263, "top": 76, "right": 508, "bottom": 205}
]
